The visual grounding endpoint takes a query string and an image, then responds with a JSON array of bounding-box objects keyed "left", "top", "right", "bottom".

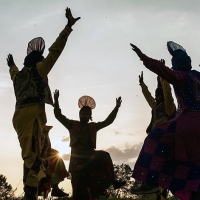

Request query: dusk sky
[{"left": 1, "top": 0, "right": 200, "bottom": 197}]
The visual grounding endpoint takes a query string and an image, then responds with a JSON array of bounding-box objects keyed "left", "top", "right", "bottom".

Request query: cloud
[
  {"left": 105, "top": 143, "right": 143, "bottom": 165},
  {"left": 61, "top": 142, "right": 143, "bottom": 164},
  {"left": 61, "top": 136, "right": 70, "bottom": 142},
  {"left": 114, "top": 131, "right": 121, "bottom": 135},
  {"left": 62, "top": 154, "right": 70, "bottom": 161}
]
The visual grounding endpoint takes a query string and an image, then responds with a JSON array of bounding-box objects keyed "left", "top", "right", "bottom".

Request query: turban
[
  {"left": 24, "top": 37, "right": 45, "bottom": 67},
  {"left": 167, "top": 41, "right": 192, "bottom": 71},
  {"left": 78, "top": 96, "right": 96, "bottom": 121}
]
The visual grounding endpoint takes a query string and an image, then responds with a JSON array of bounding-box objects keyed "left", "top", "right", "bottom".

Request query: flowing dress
[
  {"left": 9, "top": 25, "right": 72, "bottom": 188},
  {"left": 132, "top": 55, "right": 200, "bottom": 200}
]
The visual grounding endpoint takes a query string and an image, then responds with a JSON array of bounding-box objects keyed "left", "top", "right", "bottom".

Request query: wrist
[{"left": 67, "top": 22, "right": 72, "bottom": 28}]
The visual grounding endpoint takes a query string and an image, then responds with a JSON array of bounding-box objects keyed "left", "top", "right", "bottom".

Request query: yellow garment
[
  {"left": 10, "top": 25, "right": 72, "bottom": 188},
  {"left": 140, "top": 78, "right": 176, "bottom": 130},
  {"left": 140, "top": 79, "right": 175, "bottom": 199}
]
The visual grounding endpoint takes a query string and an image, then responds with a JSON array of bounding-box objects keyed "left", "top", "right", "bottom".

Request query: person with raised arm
[
  {"left": 130, "top": 42, "right": 200, "bottom": 200},
  {"left": 7, "top": 7, "right": 80, "bottom": 200},
  {"left": 131, "top": 70, "right": 176, "bottom": 199},
  {"left": 53, "top": 90, "right": 126, "bottom": 200}
]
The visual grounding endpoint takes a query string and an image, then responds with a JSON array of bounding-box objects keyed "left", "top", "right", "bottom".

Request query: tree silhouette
[
  {"left": 0, "top": 174, "right": 16, "bottom": 199},
  {"left": 107, "top": 163, "right": 136, "bottom": 199}
]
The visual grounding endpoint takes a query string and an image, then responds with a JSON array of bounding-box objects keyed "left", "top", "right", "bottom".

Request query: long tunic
[
  {"left": 140, "top": 79, "right": 176, "bottom": 132},
  {"left": 132, "top": 55, "right": 200, "bottom": 200},
  {"left": 9, "top": 25, "right": 72, "bottom": 188}
]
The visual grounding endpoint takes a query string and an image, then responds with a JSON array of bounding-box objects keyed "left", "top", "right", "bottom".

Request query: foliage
[
  {"left": 107, "top": 163, "right": 135, "bottom": 199},
  {"left": 0, "top": 174, "right": 18, "bottom": 199},
  {"left": 105, "top": 164, "right": 180, "bottom": 200}
]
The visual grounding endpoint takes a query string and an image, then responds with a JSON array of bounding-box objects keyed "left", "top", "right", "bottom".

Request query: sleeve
[
  {"left": 54, "top": 106, "right": 73, "bottom": 130},
  {"left": 142, "top": 55, "right": 186, "bottom": 87},
  {"left": 96, "top": 107, "right": 119, "bottom": 131},
  {"left": 140, "top": 81, "right": 155, "bottom": 108},
  {"left": 9, "top": 65, "right": 19, "bottom": 81},
  {"left": 160, "top": 77, "right": 176, "bottom": 116},
  {"left": 36, "top": 25, "right": 73, "bottom": 79}
]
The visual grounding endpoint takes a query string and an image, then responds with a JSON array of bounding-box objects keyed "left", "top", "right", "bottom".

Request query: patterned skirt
[
  {"left": 48, "top": 148, "right": 69, "bottom": 185},
  {"left": 69, "top": 150, "right": 114, "bottom": 200},
  {"left": 38, "top": 148, "right": 69, "bottom": 198},
  {"left": 132, "top": 111, "right": 200, "bottom": 200}
]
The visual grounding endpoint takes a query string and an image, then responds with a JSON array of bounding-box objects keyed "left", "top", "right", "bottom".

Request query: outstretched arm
[
  {"left": 130, "top": 43, "right": 186, "bottom": 87},
  {"left": 96, "top": 97, "right": 122, "bottom": 131},
  {"left": 53, "top": 89, "right": 73, "bottom": 130},
  {"left": 139, "top": 71, "right": 155, "bottom": 108},
  {"left": 36, "top": 7, "right": 81, "bottom": 79}
]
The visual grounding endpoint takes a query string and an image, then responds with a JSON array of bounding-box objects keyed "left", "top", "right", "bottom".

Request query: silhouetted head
[
  {"left": 167, "top": 41, "right": 192, "bottom": 71},
  {"left": 155, "top": 87, "right": 164, "bottom": 104},
  {"left": 24, "top": 37, "right": 45, "bottom": 67},
  {"left": 79, "top": 106, "right": 92, "bottom": 123}
]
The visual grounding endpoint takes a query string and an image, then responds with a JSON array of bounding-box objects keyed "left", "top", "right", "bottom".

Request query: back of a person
[{"left": 173, "top": 69, "right": 200, "bottom": 115}]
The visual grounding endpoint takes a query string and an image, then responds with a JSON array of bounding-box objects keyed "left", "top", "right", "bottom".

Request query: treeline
[{"left": 0, "top": 164, "right": 180, "bottom": 199}]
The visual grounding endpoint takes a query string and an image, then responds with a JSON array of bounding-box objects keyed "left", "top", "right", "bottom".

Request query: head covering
[
  {"left": 24, "top": 37, "right": 45, "bottom": 67},
  {"left": 167, "top": 41, "right": 192, "bottom": 71},
  {"left": 78, "top": 96, "right": 96, "bottom": 121},
  {"left": 155, "top": 87, "right": 163, "bottom": 96},
  {"left": 27, "top": 37, "right": 45, "bottom": 55}
]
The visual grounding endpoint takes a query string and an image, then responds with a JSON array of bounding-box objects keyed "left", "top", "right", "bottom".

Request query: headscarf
[
  {"left": 24, "top": 37, "right": 45, "bottom": 67},
  {"left": 167, "top": 41, "right": 192, "bottom": 71},
  {"left": 78, "top": 96, "right": 96, "bottom": 121}
]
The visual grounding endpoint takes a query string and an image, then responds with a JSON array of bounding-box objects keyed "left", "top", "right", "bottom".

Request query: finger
[
  {"left": 130, "top": 43, "right": 138, "bottom": 49},
  {"left": 68, "top": 8, "right": 72, "bottom": 16},
  {"left": 75, "top": 17, "right": 81, "bottom": 22}
]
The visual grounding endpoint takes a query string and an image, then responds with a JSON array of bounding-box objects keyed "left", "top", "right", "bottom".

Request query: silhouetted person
[
  {"left": 130, "top": 41, "right": 200, "bottom": 200},
  {"left": 53, "top": 90, "right": 125, "bottom": 200},
  {"left": 7, "top": 7, "right": 80, "bottom": 200},
  {"left": 131, "top": 70, "right": 176, "bottom": 200}
]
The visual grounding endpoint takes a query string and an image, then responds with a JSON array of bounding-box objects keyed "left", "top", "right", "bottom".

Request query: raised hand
[
  {"left": 53, "top": 89, "right": 60, "bottom": 107},
  {"left": 160, "top": 59, "right": 165, "bottom": 65},
  {"left": 139, "top": 71, "right": 143, "bottom": 84},
  {"left": 116, "top": 97, "right": 122, "bottom": 109},
  {"left": 6, "top": 54, "right": 15, "bottom": 68},
  {"left": 130, "top": 43, "right": 144, "bottom": 60},
  {"left": 65, "top": 7, "right": 81, "bottom": 28}
]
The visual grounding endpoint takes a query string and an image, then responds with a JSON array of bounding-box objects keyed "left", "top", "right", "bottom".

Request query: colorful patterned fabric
[
  {"left": 133, "top": 55, "right": 200, "bottom": 200},
  {"left": 38, "top": 148, "right": 69, "bottom": 198},
  {"left": 69, "top": 121, "right": 97, "bottom": 148},
  {"left": 13, "top": 64, "right": 52, "bottom": 108},
  {"left": 54, "top": 106, "right": 120, "bottom": 200},
  {"left": 70, "top": 151, "right": 114, "bottom": 200},
  {"left": 48, "top": 148, "right": 69, "bottom": 185},
  {"left": 10, "top": 25, "right": 72, "bottom": 198},
  {"left": 140, "top": 78, "right": 176, "bottom": 133}
]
